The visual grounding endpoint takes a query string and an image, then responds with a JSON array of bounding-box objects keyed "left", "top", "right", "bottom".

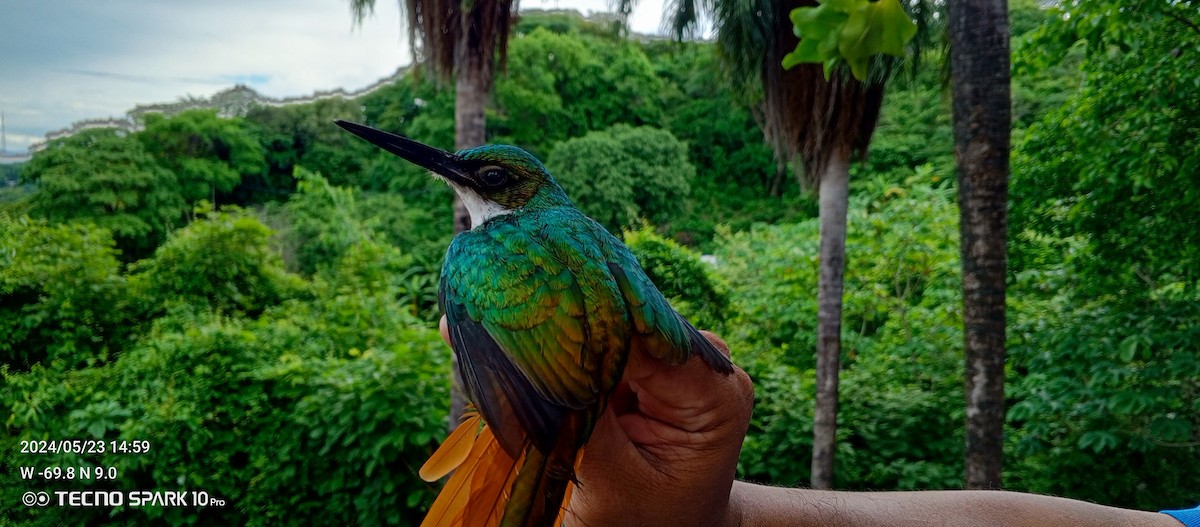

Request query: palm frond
[
  {"left": 700, "top": 0, "right": 903, "bottom": 186},
  {"left": 347, "top": 0, "right": 518, "bottom": 82}
]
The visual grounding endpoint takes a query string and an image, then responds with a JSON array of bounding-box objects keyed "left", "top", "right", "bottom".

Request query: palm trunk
[
  {"left": 811, "top": 149, "right": 850, "bottom": 490},
  {"left": 949, "top": 0, "right": 1011, "bottom": 490},
  {"left": 447, "top": 38, "right": 492, "bottom": 432},
  {"left": 454, "top": 52, "right": 488, "bottom": 229}
]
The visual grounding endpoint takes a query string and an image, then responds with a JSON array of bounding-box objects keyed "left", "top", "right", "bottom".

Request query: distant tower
[{"left": 1, "top": 110, "right": 6, "bottom": 154}]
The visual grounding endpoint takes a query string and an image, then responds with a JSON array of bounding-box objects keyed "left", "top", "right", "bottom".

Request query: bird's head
[{"left": 336, "top": 120, "right": 570, "bottom": 228}]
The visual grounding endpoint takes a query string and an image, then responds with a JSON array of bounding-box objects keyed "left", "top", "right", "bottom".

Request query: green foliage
[
  {"left": 351, "top": 75, "right": 460, "bottom": 221},
  {"left": 0, "top": 216, "right": 131, "bottom": 370},
  {"left": 516, "top": 9, "right": 593, "bottom": 35},
  {"left": 1006, "top": 282, "right": 1200, "bottom": 509},
  {"left": 645, "top": 41, "right": 813, "bottom": 247},
  {"left": 721, "top": 173, "right": 965, "bottom": 489},
  {"left": 272, "top": 168, "right": 450, "bottom": 282},
  {"left": 0, "top": 163, "right": 25, "bottom": 208},
  {"left": 359, "top": 75, "right": 456, "bottom": 157},
  {"left": 1009, "top": 42, "right": 1083, "bottom": 130},
  {"left": 860, "top": 81, "right": 953, "bottom": 180},
  {"left": 138, "top": 109, "right": 266, "bottom": 206},
  {"left": 244, "top": 97, "right": 373, "bottom": 191},
  {"left": 2, "top": 214, "right": 450, "bottom": 526},
  {"left": 492, "top": 27, "right": 665, "bottom": 157},
  {"left": 1003, "top": 3, "right": 1200, "bottom": 509},
  {"left": 547, "top": 124, "right": 693, "bottom": 232},
  {"left": 623, "top": 227, "right": 729, "bottom": 330},
  {"left": 2, "top": 310, "right": 448, "bottom": 526},
  {"left": 1008, "top": 0, "right": 1052, "bottom": 38},
  {"left": 249, "top": 338, "right": 449, "bottom": 526},
  {"left": 21, "top": 128, "right": 184, "bottom": 259},
  {"left": 0, "top": 163, "right": 22, "bottom": 183},
  {"left": 314, "top": 239, "right": 443, "bottom": 326},
  {"left": 0, "top": 180, "right": 34, "bottom": 216},
  {"left": 1012, "top": 10, "right": 1200, "bottom": 296},
  {"left": 129, "top": 207, "right": 305, "bottom": 318},
  {"left": 272, "top": 168, "right": 375, "bottom": 275},
  {"left": 784, "top": 0, "right": 917, "bottom": 80}
]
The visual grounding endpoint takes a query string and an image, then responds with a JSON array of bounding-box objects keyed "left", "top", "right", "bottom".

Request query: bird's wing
[
  {"left": 440, "top": 220, "right": 624, "bottom": 455},
  {"left": 601, "top": 229, "right": 735, "bottom": 374}
]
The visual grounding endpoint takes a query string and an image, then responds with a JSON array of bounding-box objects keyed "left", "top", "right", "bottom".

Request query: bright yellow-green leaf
[
  {"left": 784, "top": 0, "right": 917, "bottom": 80},
  {"left": 783, "top": 37, "right": 828, "bottom": 69},
  {"left": 846, "top": 56, "right": 870, "bottom": 80},
  {"left": 785, "top": 3, "right": 849, "bottom": 69},
  {"left": 790, "top": 2, "right": 848, "bottom": 39},
  {"left": 838, "top": 0, "right": 918, "bottom": 62},
  {"left": 821, "top": 0, "right": 861, "bottom": 13}
]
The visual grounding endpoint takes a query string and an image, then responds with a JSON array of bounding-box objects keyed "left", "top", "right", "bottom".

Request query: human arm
[{"left": 730, "top": 484, "right": 1181, "bottom": 527}]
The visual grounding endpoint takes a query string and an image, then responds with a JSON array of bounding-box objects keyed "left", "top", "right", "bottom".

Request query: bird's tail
[
  {"left": 499, "top": 444, "right": 576, "bottom": 527},
  {"left": 420, "top": 412, "right": 576, "bottom": 527}
]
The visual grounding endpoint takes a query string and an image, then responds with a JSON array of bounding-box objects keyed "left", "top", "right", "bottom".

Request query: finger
[
  {"left": 629, "top": 334, "right": 746, "bottom": 412},
  {"left": 621, "top": 331, "right": 730, "bottom": 384},
  {"left": 623, "top": 333, "right": 754, "bottom": 436},
  {"left": 579, "top": 407, "right": 642, "bottom": 479}
]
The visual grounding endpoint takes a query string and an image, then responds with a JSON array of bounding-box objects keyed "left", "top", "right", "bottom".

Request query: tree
[
  {"left": 546, "top": 124, "right": 694, "bottom": 232},
  {"left": 1004, "top": 2, "right": 1200, "bottom": 506},
  {"left": 137, "top": 110, "right": 266, "bottom": 209},
  {"left": 1012, "top": 0, "right": 1200, "bottom": 291},
  {"left": 0, "top": 216, "right": 131, "bottom": 370},
  {"left": 0, "top": 217, "right": 450, "bottom": 525},
  {"left": 719, "top": 173, "right": 966, "bottom": 490},
  {"left": 21, "top": 128, "right": 185, "bottom": 259},
  {"left": 245, "top": 98, "right": 376, "bottom": 193},
  {"left": 128, "top": 208, "right": 304, "bottom": 318},
  {"left": 622, "top": 0, "right": 917, "bottom": 487},
  {"left": 492, "top": 25, "right": 665, "bottom": 157},
  {"left": 947, "top": 0, "right": 1011, "bottom": 489},
  {"left": 644, "top": 40, "right": 799, "bottom": 246}
]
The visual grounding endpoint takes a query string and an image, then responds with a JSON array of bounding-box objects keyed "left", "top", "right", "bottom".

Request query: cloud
[
  {"left": 0, "top": 0, "right": 411, "bottom": 152},
  {"left": 56, "top": 69, "right": 232, "bottom": 87},
  {"left": 0, "top": 0, "right": 668, "bottom": 153}
]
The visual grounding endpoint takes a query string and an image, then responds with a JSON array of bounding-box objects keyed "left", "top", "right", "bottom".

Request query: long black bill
[{"left": 334, "top": 120, "right": 471, "bottom": 185}]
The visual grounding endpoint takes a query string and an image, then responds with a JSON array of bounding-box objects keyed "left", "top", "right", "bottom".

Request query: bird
[{"left": 335, "top": 120, "right": 734, "bottom": 527}]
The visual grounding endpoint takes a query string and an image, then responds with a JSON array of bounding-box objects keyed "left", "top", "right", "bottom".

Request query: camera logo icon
[{"left": 22, "top": 491, "right": 51, "bottom": 507}]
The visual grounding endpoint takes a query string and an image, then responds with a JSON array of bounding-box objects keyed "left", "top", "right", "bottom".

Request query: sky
[{"left": 0, "top": 0, "right": 671, "bottom": 154}]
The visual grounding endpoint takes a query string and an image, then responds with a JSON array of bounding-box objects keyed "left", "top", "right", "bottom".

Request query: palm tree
[
  {"left": 624, "top": 0, "right": 904, "bottom": 488},
  {"left": 947, "top": 0, "right": 1010, "bottom": 489},
  {"left": 347, "top": 0, "right": 517, "bottom": 232},
  {"left": 347, "top": 0, "right": 518, "bottom": 426}
]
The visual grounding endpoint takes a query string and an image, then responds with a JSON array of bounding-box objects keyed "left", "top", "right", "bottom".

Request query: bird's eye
[{"left": 479, "top": 168, "right": 508, "bottom": 187}]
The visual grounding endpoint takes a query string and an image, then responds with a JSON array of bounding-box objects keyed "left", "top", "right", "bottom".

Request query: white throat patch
[{"left": 454, "top": 186, "right": 512, "bottom": 228}]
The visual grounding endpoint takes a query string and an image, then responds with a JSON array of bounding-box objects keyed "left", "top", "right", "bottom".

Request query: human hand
[
  {"left": 566, "top": 331, "right": 755, "bottom": 527},
  {"left": 437, "top": 318, "right": 754, "bottom": 527}
]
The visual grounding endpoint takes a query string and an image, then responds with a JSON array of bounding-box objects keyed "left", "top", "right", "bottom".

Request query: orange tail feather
[
  {"left": 420, "top": 423, "right": 579, "bottom": 527},
  {"left": 421, "top": 413, "right": 483, "bottom": 482},
  {"left": 422, "top": 422, "right": 493, "bottom": 527}
]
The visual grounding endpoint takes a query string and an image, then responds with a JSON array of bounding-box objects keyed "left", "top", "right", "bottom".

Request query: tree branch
[{"left": 1163, "top": 7, "right": 1200, "bottom": 38}]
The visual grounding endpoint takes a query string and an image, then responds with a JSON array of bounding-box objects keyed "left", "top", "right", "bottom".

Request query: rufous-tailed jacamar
[{"left": 336, "top": 120, "right": 733, "bottom": 527}]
